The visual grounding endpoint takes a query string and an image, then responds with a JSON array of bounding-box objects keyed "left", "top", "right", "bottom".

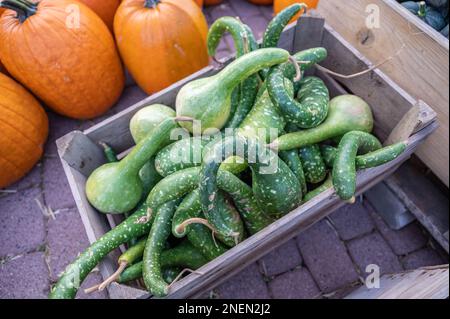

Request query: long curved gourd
[
  {"left": 271, "top": 95, "right": 374, "bottom": 151},
  {"left": 200, "top": 135, "right": 301, "bottom": 224},
  {"left": 86, "top": 118, "right": 181, "bottom": 214},
  {"left": 267, "top": 73, "right": 330, "bottom": 128},
  {"left": 332, "top": 131, "right": 382, "bottom": 202},
  {"left": 303, "top": 174, "right": 333, "bottom": 202},
  {"left": 142, "top": 200, "right": 179, "bottom": 297},
  {"left": 49, "top": 202, "right": 156, "bottom": 299},
  {"left": 260, "top": 4, "right": 305, "bottom": 79},
  {"left": 176, "top": 48, "right": 290, "bottom": 133}
]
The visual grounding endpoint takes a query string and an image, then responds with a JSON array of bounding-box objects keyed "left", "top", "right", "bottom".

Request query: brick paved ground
[{"left": 0, "top": 0, "right": 447, "bottom": 299}]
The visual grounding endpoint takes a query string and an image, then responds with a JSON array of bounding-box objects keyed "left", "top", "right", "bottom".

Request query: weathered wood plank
[
  {"left": 345, "top": 265, "right": 449, "bottom": 299},
  {"left": 317, "top": 0, "right": 449, "bottom": 186}
]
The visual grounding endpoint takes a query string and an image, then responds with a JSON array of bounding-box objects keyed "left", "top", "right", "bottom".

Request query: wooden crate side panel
[{"left": 317, "top": 0, "right": 449, "bottom": 186}]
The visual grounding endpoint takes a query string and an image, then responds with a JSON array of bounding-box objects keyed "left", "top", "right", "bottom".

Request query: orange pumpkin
[
  {"left": 274, "top": 0, "right": 319, "bottom": 22},
  {"left": 0, "top": 0, "right": 125, "bottom": 120},
  {"left": 248, "top": 0, "right": 273, "bottom": 5},
  {"left": 75, "top": 0, "right": 120, "bottom": 31},
  {"left": 114, "top": 0, "right": 209, "bottom": 95},
  {"left": 204, "top": 0, "right": 223, "bottom": 6},
  {"left": 0, "top": 73, "right": 49, "bottom": 188},
  {"left": 194, "top": 0, "right": 204, "bottom": 6}
]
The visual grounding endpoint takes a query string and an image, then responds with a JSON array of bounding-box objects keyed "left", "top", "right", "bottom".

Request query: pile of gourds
[
  {"left": 398, "top": 0, "right": 449, "bottom": 36},
  {"left": 49, "top": 5, "right": 408, "bottom": 299}
]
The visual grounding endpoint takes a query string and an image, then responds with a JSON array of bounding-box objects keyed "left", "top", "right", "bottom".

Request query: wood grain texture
[
  {"left": 317, "top": 0, "right": 449, "bottom": 186},
  {"left": 345, "top": 265, "right": 449, "bottom": 299}
]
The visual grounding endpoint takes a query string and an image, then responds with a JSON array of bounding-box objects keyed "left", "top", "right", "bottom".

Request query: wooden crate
[
  {"left": 56, "top": 16, "right": 438, "bottom": 299},
  {"left": 318, "top": 0, "right": 450, "bottom": 186}
]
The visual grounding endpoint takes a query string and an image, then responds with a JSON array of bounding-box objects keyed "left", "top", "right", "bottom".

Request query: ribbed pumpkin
[
  {"left": 204, "top": 0, "right": 223, "bottom": 7},
  {"left": 76, "top": 0, "right": 121, "bottom": 31},
  {"left": 0, "top": 0, "right": 125, "bottom": 119},
  {"left": 248, "top": 0, "right": 273, "bottom": 5},
  {"left": 0, "top": 73, "right": 49, "bottom": 188},
  {"left": 114, "top": 0, "right": 209, "bottom": 95},
  {"left": 274, "top": 0, "right": 318, "bottom": 22}
]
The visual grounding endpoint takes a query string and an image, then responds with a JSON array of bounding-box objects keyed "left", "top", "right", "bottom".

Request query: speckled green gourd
[
  {"left": 86, "top": 118, "right": 179, "bottom": 214},
  {"left": 267, "top": 73, "right": 330, "bottom": 128},
  {"left": 146, "top": 165, "right": 248, "bottom": 247},
  {"left": 49, "top": 202, "right": 155, "bottom": 299},
  {"left": 155, "top": 137, "right": 209, "bottom": 177},
  {"left": 120, "top": 241, "right": 208, "bottom": 285},
  {"left": 172, "top": 189, "right": 228, "bottom": 259},
  {"left": 272, "top": 95, "right": 374, "bottom": 151},
  {"left": 176, "top": 48, "right": 290, "bottom": 133},
  {"left": 142, "top": 200, "right": 179, "bottom": 297},
  {"left": 260, "top": 4, "right": 305, "bottom": 79},
  {"left": 200, "top": 135, "right": 301, "bottom": 220},
  {"left": 139, "top": 157, "right": 163, "bottom": 197},
  {"left": 207, "top": 18, "right": 260, "bottom": 129},
  {"left": 279, "top": 124, "right": 307, "bottom": 194},
  {"left": 333, "top": 131, "right": 382, "bottom": 201},
  {"left": 320, "top": 143, "right": 407, "bottom": 170},
  {"left": 303, "top": 174, "right": 334, "bottom": 202},
  {"left": 299, "top": 145, "right": 327, "bottom": 184}
]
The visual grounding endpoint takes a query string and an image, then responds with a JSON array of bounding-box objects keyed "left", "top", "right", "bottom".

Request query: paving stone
[
  {"left": 268, "top": 268, "right": 320, "bottom": 299},
  {"left": 229, "top": 0, "right": 262, "bottom": 19},
  {"left": 43, "top": 156, "right": 75, "bottom": 209},
  {"left": 259, "top": 239, "right": 302, "bottom": 277},
  {"left": 45, "top": 111, "right": 83, "bottom": 155},
  {"left": 241, "top": 15, "right": 270, "bottom": 41},
  {"left": 401, "top": 248, "right": 445, "bottom": 270},
  {"left": 0, "top": 252, "right": 49, "bottom": 299},
  {"left": 216, "top": 263, "right": 270, "bottom": 299},
  {"left": 208, "top": 2, "right": 237, "bottom": 22},
  {"left": 0, "top": 187, "right": 46, "bottom": 257},
  {"left": 76, "top": 272, "right": 109, "bottom": 300},
  {"left": 366, "top": 202, "right": 428, "bottom": 255},
  {"left": 47, "top": 207, "right": 90, "bottom": 282},
  {"left": 347, "top": 232, "right": 403, "bottom": 278},
  {"left": 6, "top": 161, "right": 43, "bottom": 191},
  {"left": 296, "top": 220, "right": 359, "bottom": 293},
  {"left": 329, "top": 202, "right": 375, "bottom": 241},
  {"left": 259, "top": 5, "right": 274, "bottom": 20}
]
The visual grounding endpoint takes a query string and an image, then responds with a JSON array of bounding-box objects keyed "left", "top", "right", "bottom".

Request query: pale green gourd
[{"left": 176, "top": 48, "right": 290, "bottom": 133}]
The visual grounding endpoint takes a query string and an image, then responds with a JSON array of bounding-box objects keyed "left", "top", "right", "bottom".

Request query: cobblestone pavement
[{"left": 0, "top": 0, "right": 447, "bottom": 299}]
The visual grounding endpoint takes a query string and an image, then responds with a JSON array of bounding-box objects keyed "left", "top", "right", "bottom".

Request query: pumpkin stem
[
  {"left": 0, "top": 0, "right": 37, "bottom": 22},
  {"left": 418, "top": 1, "right": 427, "bottom": 18},
  {"left": 144, "top": 0, "right": 160, "bottom": 8}
]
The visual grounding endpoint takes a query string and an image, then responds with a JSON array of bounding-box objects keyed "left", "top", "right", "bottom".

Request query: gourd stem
[
  {"left": 0, "top": 0, "right": 37, "bottom": 22},
  {"left": 418, "top": 1, "right": 427, "bottom": 18},
  {"left": 144, "top": 0, "right": 160, "bottom": 8}
]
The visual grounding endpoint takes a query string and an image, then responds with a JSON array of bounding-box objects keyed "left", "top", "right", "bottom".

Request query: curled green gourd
[
  {"left": 200, "top": 135, "right": 301, "bottom": 224},
  {"left": 332, "top": 131, "right": 382, "bottom": 202},
  {"left": 176, "top": 48, "right": 290, "bottom": 133}
]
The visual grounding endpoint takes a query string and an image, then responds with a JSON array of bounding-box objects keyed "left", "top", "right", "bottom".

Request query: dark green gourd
[
  {"left": 176, "top": 48, "right": 290, "bottom": 133},
  {"left": 200, "top": 135, "right": 301, "bottom": 223},
  {"left": 299, "top": 145, "right": 328, "bottom": 184},
  {"left": 86, "top": 118, "right": 180, "bottom": 214},
  {"left": 402, "top": 1, "right": 446, "bottom": 31},
  {"left": 332, "top": 131, "right": 383, "bottom": 202},
  {"left": 271, "top": 95, "right": 374, "bottom": 151}
]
